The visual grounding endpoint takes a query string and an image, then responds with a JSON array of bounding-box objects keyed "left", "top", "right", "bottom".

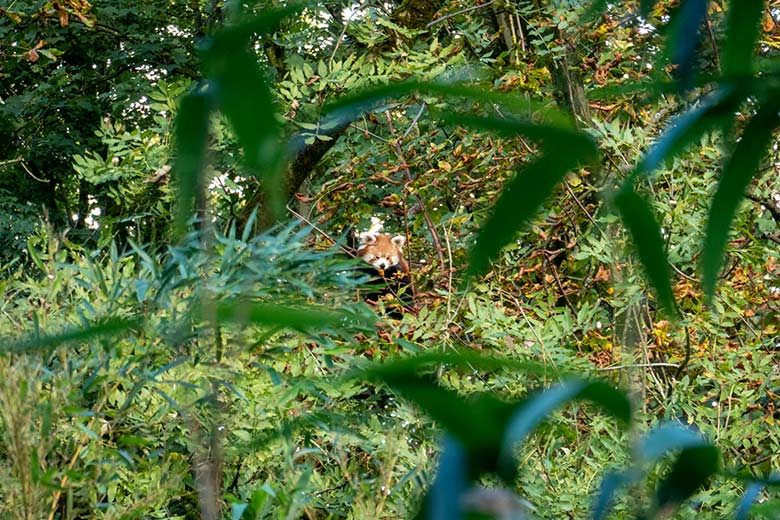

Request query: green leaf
[
  {"left": 665, "top": 0, "right": 708, "bottom": 89},
  {"left": 700, "top": 100, "right": 780, "bottom": 302},
  {"left": 3, "top": 317, "right": 140, "bottom": 354},
  {"left": 325, "top": 81, "right": 571, "bottom": 127},
  {"left": 601, "top": 424, "right": 704, "bottom": 515},
  {"left": 202, "top": 7, "right": 302, "bottom": 220},
  {"left": 593, "top": 471, "right": 633, "bottom": 520},
  {"left": 735, "top": 482, "right": 765, "bottom": 520},
  {"left": 654, "top": 445, "right": 720, "bottom": 511},
  {"left": 426, "top": 436, "right": 468, "bottom": 520},
  {"left": 215, "top": 300, "right": 362, "bottom": 332},
  {"left": 634, "top": 86, "right": 741, "bottom": 179},
  {"left": 172, "top": 89, "right": 212, "bottom": 236},
  {"left": 359, "top": 350, "right": 555, "bottom": 382},
  {"left": 637, "top": 422, "right": 707, "bottom": 461},
  {"left": 498, "top": 380, "right": 631, "bottom": 478},
  {"left": 436, "top": 115, "right": 597, "bottom": 278},
  {"left": 639, "top": 0, "right": 656, "bottom": 17},
  {"left": 613, "top": 189, "right": 678, "bottom": 318},
  {"left": 721, "top": 0, "right": 764, "bottom": 77}
]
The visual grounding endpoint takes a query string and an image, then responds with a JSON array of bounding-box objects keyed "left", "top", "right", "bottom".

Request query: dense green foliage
[{"left": 3, "top": 0, "right": 780, "bottom": 518}]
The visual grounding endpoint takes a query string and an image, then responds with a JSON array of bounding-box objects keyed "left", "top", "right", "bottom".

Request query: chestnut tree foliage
[{"left": 2, "top": 0, "right": 780, "bottom": 518}]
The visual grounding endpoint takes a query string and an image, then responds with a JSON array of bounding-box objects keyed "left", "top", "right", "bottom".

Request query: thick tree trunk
[{"left": 237, "top": 119, "right": 351, "bottom": 232}]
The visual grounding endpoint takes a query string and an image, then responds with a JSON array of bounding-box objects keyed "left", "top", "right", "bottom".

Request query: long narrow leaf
[
  {"left": 592, "top": 471, "right": 633, "bottom": 520},
  {"left": 359, "top": 350, "right": 556, "bottom": 382},
  {"left": 735, "top": 482, "right": 765, "bottom": 520},
  {"left": 426, "top": 436, "right": 468, "bottom": 520},
  {"left": 635, "top": 86, "right": 741, "bottom": 178},
  {"left": 498, "top": 380, "right": 631, "bottom": 478},
  {"left": 720, "top": 0, "right": 764, "bottom": 77},
  {"left": 372, "top": 375, "right": 509, "bottom": 451},
  {"left": 216, "top": 300, "right": 361, "bottom": 331},
  {"left": 325, "top": 81, "right": 571, "bottom": 127},
  {"left": 5, "top": 318, "right": 140, "bottom": 354},
  {"left": 613, "top": 189, "right": 678, "bottom": 318},
  {"left": 439, "top": 115, "right": 597, "bottom": 278},
  {"left": 637, "top": 422, "right": 707, "bottom": 461},
  {"left": 202, "top": 9, "right": 300, "bottom": 219},
  {"left": 654, "top": 445, "right": 720, "bottom": 511},
  {"left": 173, "top": 89, "right": 212, "bottom": 236},
  {"left": 700, "top": 100, "right": 780, "bottom": 302},
  {"left": 665, "top": 0, "right": 708, "bottom": 89},
  {"left": 594, "top": 422, "right": 712, "bottom": 518}
]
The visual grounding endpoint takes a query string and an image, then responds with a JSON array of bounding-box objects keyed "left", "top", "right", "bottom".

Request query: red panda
[{"left": 355, "top": 219, "right": 411, "bottom": 313}]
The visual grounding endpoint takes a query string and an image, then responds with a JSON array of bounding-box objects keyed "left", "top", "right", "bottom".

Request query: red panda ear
[
  {"left": 360, "top": 232, "right": 377, "bottom": 244},
  {"left": 391, "top": 235, "right": 405, "bottom": 250}
]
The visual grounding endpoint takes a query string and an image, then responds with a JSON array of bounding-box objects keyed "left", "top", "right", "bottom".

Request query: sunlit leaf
[
  {"left": 613, "top": 189, "right": 678, "bottom": 318},
  {"left": 172, "top": 89, "right": 212, "bottom": 236},
  {"left": 700, "top": 100, "right": 780, "bottom": 302},
  {"left": 721, "top": 0, "right": 764, "bottom": 77}
]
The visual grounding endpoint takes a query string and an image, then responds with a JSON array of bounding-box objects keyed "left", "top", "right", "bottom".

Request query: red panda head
[{"left": 357, "top": 232, "right": 406, "bottom": 272}]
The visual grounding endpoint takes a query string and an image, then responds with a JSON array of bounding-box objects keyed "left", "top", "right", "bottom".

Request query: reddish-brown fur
[{"left": 357, "top": 233, "right": 409, "bottom": 275}]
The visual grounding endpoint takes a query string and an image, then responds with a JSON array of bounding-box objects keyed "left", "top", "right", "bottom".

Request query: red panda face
[{"left": 357, "top": 233, "right": 406, "bottom": 272}]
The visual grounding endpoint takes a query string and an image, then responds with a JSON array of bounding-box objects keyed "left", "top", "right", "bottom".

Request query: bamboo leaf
[
  {"left": 613, "top": 189, "right": 678, "bottom": 318},
  {"left": 654, "top": 445, "right": 720, "bottom": 510},
  {"left": 426, "top": 437, "right": 468, "bottom": 520},
  {"left": 665, "top": 0, "right": 708, "bottom": 89},
  {"left": 172, "top": 89, "right": 212, "bottom": 236},
  {"left": 435, "top": 116, "right": 596, "bottom": 279},
  {"left": 202, "top": 7, "right": 302, "bottom": 220},
  {"left": 4, "top": 318, "right": 140, "bottom": 354},
  {"left": 498, "top": 380, "right": 631, "bottom": 478},
  {"left": 216, "top": 300, "right": 364, "bottom": 332},
  {"left": 635, "top": 86, "right": 740, "bottom": 178},
  {"left": 700, "top": 100, "right": 780, "bottom": 302},
  {"left": 721, "top": 0, "right": 764, "bottom": 77}
]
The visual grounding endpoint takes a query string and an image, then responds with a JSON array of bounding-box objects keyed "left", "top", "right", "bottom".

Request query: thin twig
[
  {"left": 443, "top": 222, "right": 454, "bottom": 321},
  {"left": 426, "top": 0, "right": 499, "bottom": 28},
  {"left": 705, "top": 17, "right": 721, "bottom": 72},
  {"left": 329, "top": 8, "right": 353, "bottom": 67},
  {"left": 349, "top": 123, "right": 387, "bottom": 142},
  {"left": 286, "top": 205, "right": 356, "bottom": 257},
  {"left": 563, "top": 179, "right": 596, "bottom": 225},
  {"left": 402, "top": 102, "right": 427, "bottom": 140},
  {"left": 597, "top": 362, "right": 680, "bottom": 371},
  {"left": 670, "top": 262, "right": 698, "bottom": 283},
  {"left": 384, "top": 111, "right": 445, "bottom": 266},
  {"left": 18, "top": 159, "right": 50, "bottom": 183},
  {"left": 0, "top": 156, "right": 25, "bottom": 167}
]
